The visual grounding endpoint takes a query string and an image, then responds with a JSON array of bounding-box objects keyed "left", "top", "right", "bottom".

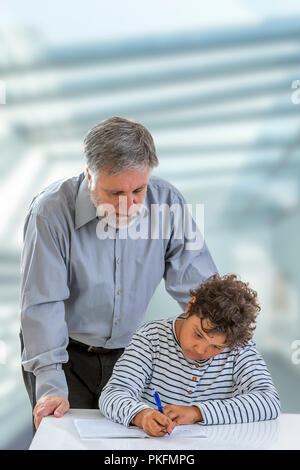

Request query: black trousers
[{"left": 20, "top": 331, "right": 124, "bottom": 437}]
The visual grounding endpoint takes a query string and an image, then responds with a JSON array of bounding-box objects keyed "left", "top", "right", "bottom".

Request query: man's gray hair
[{"left": 83, "top": 116, "right": 159, "bottom": 178}]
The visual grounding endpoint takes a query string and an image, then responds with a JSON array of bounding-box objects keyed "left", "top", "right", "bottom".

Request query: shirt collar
[{"left": 75, "top": 174, "right": 98, "bottom": 230}]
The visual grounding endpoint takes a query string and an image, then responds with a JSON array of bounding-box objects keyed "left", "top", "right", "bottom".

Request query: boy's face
[{"left": 176, "top": 313, "right": 227, "bottom": 361}]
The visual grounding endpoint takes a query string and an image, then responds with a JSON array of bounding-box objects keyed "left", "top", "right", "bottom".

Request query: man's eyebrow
[{"left": 105, "top": 183, "right": 147, "bottom": 194}]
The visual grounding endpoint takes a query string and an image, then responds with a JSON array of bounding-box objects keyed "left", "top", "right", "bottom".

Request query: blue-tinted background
[{"left": 1, "top": 0, "right": 300, "bottom": 449}]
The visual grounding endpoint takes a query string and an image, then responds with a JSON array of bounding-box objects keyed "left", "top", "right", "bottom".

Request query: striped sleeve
[
  {"left": 99, "top": 331, "right": 154, "bottom": 427},
  {"left": 194, "top": 344, "right": 281, "bottom": 425}
]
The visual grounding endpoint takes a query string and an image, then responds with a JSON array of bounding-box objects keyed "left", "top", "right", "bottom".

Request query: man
[{"left": 20, "top": 116, "right": 217, "bottom": 432}]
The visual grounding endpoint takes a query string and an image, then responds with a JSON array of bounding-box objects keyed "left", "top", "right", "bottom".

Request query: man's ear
[{"left": 86, "top": 168, "right": 94, "bottom": 191}]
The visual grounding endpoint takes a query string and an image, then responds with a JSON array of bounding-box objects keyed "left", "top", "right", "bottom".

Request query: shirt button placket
[{"left": 114, "top": 233, "right": 121, "bottom": 331}]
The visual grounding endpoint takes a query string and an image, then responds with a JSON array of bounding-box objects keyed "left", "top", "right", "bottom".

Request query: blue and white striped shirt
[{"left": 99, "top": 314, "right": 280, "bottom": 426}]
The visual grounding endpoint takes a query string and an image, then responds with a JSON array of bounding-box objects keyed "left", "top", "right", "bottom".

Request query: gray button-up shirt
[{"left": 20, "top": 172, "right": 218, "bottom": 401}]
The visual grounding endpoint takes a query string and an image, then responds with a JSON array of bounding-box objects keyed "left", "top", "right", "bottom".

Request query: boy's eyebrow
[
  {"left": 105, "top": 183, "right": 147, "bottom": 194},
  {"left": 194, "top": 326, "right": 226, "bottom": 349}
]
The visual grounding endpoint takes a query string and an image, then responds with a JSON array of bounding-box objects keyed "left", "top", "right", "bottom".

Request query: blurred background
[{"left": 1, "top": 0, "right": 300, "bottom": 450}]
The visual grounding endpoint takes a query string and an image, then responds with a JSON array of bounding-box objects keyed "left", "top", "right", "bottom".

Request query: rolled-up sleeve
[
  {"left": 163, "top": 192, "right": 218, "bottom": 310},
  {"left": 20, "top": 207, "right": 70, "bottom": 401}
]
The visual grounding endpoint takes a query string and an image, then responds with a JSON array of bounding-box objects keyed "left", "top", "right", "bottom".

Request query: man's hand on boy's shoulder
[
  {"left": 132, "top": 408, "right": 175, "bottom": 437},
  {"left": 163, "top": 404, "right": 203, "bottom": 425}
]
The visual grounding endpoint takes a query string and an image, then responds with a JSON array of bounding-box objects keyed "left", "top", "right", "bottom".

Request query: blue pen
[{"left": 152, "top": 388, "right": 171, "bottom": 435}]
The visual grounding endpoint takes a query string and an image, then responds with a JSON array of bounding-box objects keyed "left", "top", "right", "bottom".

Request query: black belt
[{"left": 68, "top": 337, "right": 124, "bottom": 354}]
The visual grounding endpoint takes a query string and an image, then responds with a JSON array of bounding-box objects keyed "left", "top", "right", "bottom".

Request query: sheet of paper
[
  {"left": 74, "top": 418, "right": 147, "bottom": 438},
  {"left": 74, "top": 418, "right": 207, "bottom": 439},
  {"left": 166, "top": 424, "right": 207, "bottom": 438}
]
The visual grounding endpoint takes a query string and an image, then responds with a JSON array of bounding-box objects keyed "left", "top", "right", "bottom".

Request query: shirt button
[
  {"left": 116, "top": 258, "right": 120, "bottom": 264},
  {"left": 117, "top": 289, "right": 120, "bottom": 295},
  {"left": 192, "top": 376, "right": 197, "bottom": 382},
  {"left": 187, "top": 390, "right": 193, "bottom": 395},
  {"left": 115, "top": 320, "right": 119, "bottom": 325},
  {"left": 195, "top": 364, "right": 199, "bottom": 368}
]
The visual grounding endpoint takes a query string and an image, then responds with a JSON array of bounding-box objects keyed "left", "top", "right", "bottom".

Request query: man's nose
[
  {"left": 118, "top": 194, "right": 135, "bottom": 214},
  {"left": 126, "top": 193, "right": 134, "bottom": 211}
]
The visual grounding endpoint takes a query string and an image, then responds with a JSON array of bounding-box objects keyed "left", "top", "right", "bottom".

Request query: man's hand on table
[{"left": 33, "top": 395, "right": 70, "bottom": 429}]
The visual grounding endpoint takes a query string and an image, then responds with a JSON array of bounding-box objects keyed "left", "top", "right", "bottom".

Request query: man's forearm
[{"left": 34, "top": 367, "right": 68, "bottom": 402}]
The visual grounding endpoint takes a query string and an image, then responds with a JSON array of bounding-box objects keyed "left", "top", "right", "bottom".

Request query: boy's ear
[
  {"left": 185, "top": 303, "right": 192, "bottom": 316},
  {"left": 186, "top": 296, "right": 196, "bottom": 315}
]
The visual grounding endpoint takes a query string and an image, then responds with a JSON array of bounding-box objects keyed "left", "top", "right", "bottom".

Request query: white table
[{"left": 29, "top": 409, "right": 300, "bottom": 450}]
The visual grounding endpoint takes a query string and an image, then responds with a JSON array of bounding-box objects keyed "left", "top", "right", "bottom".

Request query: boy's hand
[
  {"left": 132, "top": 408, "right": 175, "bottom": 437},
  {"left": 163, "top": 404, "right": 203, "bottom": 425}
]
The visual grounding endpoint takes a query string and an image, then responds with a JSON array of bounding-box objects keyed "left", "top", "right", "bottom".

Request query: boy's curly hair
[{"left": 188, "top": 273, "right": 261, "bottom": 350}]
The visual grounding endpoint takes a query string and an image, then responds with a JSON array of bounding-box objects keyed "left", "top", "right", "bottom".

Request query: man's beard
[{"left": 90, "top": 193, "right": 143, "bottom": 229}]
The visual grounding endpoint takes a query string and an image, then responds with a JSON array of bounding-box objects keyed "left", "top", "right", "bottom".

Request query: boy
[{"left": 99, "top": 274, "right": 280, "bottom": 437}]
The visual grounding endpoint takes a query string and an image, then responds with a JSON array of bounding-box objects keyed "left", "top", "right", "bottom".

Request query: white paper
[
  {"left": 74, "top": 418, "right": 147, "bottom": 439},
  {"left": 74, "top": 418, "right": 207, "bottom": 439},
  {"left": 170, "top": 424, "right": 207, "bottom": 438}
]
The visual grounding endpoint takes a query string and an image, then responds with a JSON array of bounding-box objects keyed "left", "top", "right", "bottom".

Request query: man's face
[
  {"left": 176, "top": 313, "right": 227, "bottom": 361},
  {"left": 87, "top": 166, "right": 150, "bottom": 226}
]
